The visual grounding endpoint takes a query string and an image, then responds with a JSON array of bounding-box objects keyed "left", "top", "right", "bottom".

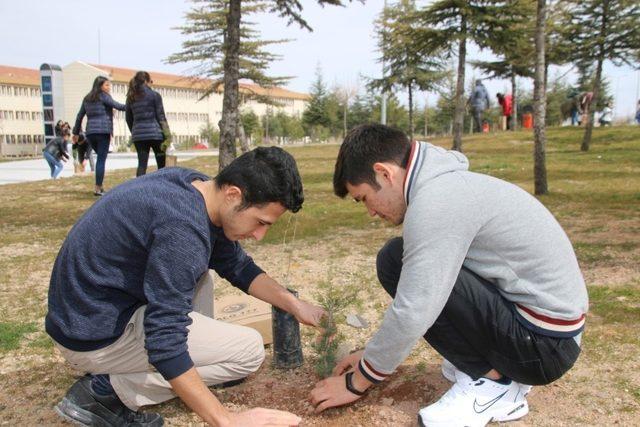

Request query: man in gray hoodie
[{"left": 310, "top": 124, "right": 587, "bottom": 427}]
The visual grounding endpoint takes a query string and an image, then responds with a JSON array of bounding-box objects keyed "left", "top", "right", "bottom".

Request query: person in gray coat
[
  {"left": 469, "top": 80, "right": 491, "bottom": 133},
  {"left": 125, "top": 71, "right": 170, "bottom": 177},
  {"left": 73, "top": 76, "right": 126, "bottom": 196}
]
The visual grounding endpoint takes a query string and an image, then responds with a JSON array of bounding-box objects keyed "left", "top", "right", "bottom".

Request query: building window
[
  {"left": 44, "top": 109, "right": 54, "bottom": 121},
  {"left": 43, "top": 94, "right": 53, "bottom": 107},
  {"left": 41, "top": 76, "right": 52, "bottom": 92}
]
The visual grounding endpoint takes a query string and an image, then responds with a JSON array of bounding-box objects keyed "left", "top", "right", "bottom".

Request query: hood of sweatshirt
[{"left": 404, "top": 141, "right": 469, "bottom": 205}]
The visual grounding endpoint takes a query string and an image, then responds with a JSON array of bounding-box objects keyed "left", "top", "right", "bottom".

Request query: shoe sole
[
  {"left": 54, "top": 398, "right": 110, "bottom": 427},
  {"left": 441, "top": 364, "right": 456, "bottom": 382},
  {"left": 417, "top": 400, "right": 529, "bottom": 427}
]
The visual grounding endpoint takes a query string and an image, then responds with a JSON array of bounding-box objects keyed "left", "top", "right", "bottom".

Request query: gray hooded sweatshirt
[{"left": 359, "top": 142, "right": 588, "bottom": 382}]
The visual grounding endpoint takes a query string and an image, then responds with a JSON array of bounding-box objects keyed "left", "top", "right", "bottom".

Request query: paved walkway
[{"left": 0, "top": 150, "right": 218, "bottom": 185}]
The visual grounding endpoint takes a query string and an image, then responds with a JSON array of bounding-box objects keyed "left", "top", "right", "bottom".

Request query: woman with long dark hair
[
  {"left": 125, "top": 71, "right": 169, "bottom": 177},
  {"left": 72, "top": 76, "right": 125, "bottom": 196}
]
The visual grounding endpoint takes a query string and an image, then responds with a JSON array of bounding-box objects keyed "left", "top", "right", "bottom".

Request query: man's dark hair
[
  {"left": 215, "top": 146, "right": 304, "bottom": 212},
  {"left": 333, "top": 123, "right": 411, "bottom": 198}
]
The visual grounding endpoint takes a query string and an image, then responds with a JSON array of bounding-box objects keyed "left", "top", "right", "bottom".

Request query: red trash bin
[{"left": 522, "top": 113, "right": 533, "bottom": 129}]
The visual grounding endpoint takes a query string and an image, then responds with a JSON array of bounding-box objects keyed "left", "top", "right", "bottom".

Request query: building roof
[
  {"left": 90, "top": 63, "right": 309, "bottom": 101},
  {"left": 0, "top": 62, "right": 310, "bottom": 101},
  {"left": 237, "top": 82, "right": 310, "bottom": 101},
  {"left": 0, "top": 65, "right": 40, "bottom": 86}
]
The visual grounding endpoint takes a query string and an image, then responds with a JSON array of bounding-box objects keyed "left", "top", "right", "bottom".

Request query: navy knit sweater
[{"left": 46, "top": 168, "right": 264, "bottom": 380}]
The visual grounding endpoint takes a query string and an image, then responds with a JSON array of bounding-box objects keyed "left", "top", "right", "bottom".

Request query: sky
[{"left": 1, "top": 0, "right": 638, "bottom": 119}]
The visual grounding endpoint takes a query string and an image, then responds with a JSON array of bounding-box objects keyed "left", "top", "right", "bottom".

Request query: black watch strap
[{"left": 345, "top": 371, "right": 366, "bottom": 396}]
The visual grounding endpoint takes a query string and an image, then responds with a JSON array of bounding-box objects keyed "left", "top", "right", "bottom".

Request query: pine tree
[
  {"left": 472, "top": 0, "right": 535, "bottom": 130},
  {"left": 563, "top": 0, "right": 640, "bottom": 151},
  {"left": 370, "top": 0, "right": 447, "bottom": 139},
  {"left": 170, "top": 0, "right": 357, "bottom": 170},
  {"left": 302, "top": 66, "right": 332, "bottom": 138},
  {"left": 412, "top": 1, "right": 515, "bottom": 151}
]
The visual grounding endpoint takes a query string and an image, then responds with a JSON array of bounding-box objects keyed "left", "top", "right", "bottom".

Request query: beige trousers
[{"left": 54, "top": 306, "right": 265, "bottom": 410}]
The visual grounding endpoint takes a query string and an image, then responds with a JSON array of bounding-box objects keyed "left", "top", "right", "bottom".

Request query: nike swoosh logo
[{"left": 473, "top": 391, "right": 508, "bottom": 413}]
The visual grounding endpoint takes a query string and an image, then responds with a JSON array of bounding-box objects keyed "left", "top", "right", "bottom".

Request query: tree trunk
[
  {"left": 452, "top": 16, "right": 467, "bottom": 152},
  {"left": 219, "top": 0, "right": 241, "bottom": 170},
  {"left": 343, "top": 100, "right": 347, "bottom": 138},
  {"left": 237, "top": 118, "right": 250, "bottom": 153},
  {"left": 533, "top": 0, "right": 548, "bottom": 195},
  {"left": 510, "top": 72, "right": 517, "bottom": 131},
  {"left": 581, "top": 0, "right": 608, "bottom": 152},
  {"left": 424, "top": 93, "right": 428, "bottom": 137},
  {"left": 408, "top": 83, "right": 414, "bottom": 140}
]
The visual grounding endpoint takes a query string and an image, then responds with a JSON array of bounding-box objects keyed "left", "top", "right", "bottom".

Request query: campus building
[
  {"left": 0, "top": 61, "right": 309, "bottom": 156},
  {"left": 0, "top": 65, "right": 45, "bottom": 156}
]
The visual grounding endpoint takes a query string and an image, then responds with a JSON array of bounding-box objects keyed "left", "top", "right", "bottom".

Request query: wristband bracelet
[{"left": 345, "top": 371, "right": 366, "bottom": 396}]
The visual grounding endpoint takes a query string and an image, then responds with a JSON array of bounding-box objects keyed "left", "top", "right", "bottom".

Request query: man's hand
[
  {"left": 332, "top": 349, "right": 364, "bottom": 376},
  {"left": 292, "top": 299, "right": 325, "bottom": 327},
  {"left": 225, "top": 408, "right": 301, "bottom": 427},
  {"left": 309, "top": 374, "right": 363, "bottom": 414}
]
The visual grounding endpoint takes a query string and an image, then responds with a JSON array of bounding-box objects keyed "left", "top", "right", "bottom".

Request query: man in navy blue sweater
[{"left": 47, "top": 147, "right": 322, "bottom": 426}]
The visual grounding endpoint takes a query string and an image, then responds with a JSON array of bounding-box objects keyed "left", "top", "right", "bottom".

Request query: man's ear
[
  {"left": 372, "top": 162, "right": 395, "bottom": 185},
  {"left": 223, "top": 185, "right": 243, "bottom": 205}
]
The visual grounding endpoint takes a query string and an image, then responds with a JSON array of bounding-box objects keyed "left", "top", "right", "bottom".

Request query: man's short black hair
[
  {"left": 333, "top": 123, "right": 411, "bottom": 198},
  {"left": 215, "top": 146, "right": 304, "bottom": 213}
]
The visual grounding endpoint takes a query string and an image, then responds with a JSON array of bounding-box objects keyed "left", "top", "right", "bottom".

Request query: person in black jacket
[
  {"left": 126, "top": 71, "right": 169, "bottom": 177},
  {"left": 43, "top": 128, "right": 70, "bottom": 179},
  {"left": 73, "top": 76, "right": 126, "bottom": 196}
]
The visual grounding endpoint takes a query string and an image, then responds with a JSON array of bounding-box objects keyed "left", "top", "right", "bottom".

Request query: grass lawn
[{"left": 0, "top": 125, "right": 638, "bottom": 425}]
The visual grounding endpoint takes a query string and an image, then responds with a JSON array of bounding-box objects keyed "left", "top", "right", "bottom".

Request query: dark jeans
[
  {"left": 376, "top": 237, "right": 581, "bottom": 386},
  {"left": 133, "top": 139, "right": 165, "bottom": 177},
  {"left": 87, "top": 133, "right": 110, "bottom": 187},
  {"left": 472, "top": 108, "right": 483, "bottom": 133}
]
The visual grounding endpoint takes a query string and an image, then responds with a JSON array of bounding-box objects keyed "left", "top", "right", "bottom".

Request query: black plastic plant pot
[{"left": 272, "top": 288, "right": 304, "bottom": 369}]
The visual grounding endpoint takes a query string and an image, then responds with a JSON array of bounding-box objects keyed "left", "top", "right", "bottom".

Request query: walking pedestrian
[
  {"left": 125, "top": 71, "right": 170, "bottom": 177},
  {"left": 72, "top": 76, "right": 126, "bottom": 196},
  {"left": 468, "top": 80, "right": 491, "bottom": 133}
]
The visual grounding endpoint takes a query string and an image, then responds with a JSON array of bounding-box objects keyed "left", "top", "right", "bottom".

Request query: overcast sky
[{"left": 1, "top": 0, "right": 638, "bottom": 119}]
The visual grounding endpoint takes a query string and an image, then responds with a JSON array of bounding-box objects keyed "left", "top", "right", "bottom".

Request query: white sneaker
[
  {"left": 441, "top": 359, "right": 533, "bottom": 395},
  {"left": 418, "top": 370, "right": 529, "bottom": 427},
  {"left": 441, "top": 358, "right": 456, "bottom": 382}
]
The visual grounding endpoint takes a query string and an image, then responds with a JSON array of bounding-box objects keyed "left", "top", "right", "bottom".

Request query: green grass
[
  {"left": 0, "top": 322, "right": 37, "bottom": 351},
  {"left": 0, "top": 127, "right": 640, "bottom": 425}
]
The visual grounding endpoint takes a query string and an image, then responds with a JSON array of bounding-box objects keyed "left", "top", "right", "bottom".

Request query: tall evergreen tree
[
  {"left": 170, "top": 0, "right": 356, "bottom": 170},
  {"left": 302, "top": 66, "right": 332, "bottom": 131},
  {"left": 563, "top": 0, "right": 640, "bottom": 151},
  {"left": 412, "top": 1, "right": 514, "bottom": 151},
  {"left": 370, "top": 0, "right": 447, "bottom": 139},
  {"left": 473, "top": 0, "right": 535, "bottom": 130}
]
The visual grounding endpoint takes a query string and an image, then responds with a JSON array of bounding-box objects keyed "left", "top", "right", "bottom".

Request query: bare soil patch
[{"left": 1, "top": 229, "right": 638, "bottom": 425}]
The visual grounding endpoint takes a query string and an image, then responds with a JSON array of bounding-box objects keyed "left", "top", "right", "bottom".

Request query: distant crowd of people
[
  {"left": 465, "top": 79, "right": 636, "bottom": 133},
  {"left": 42, "top": 72, "right": 171, "bottom": 195}
]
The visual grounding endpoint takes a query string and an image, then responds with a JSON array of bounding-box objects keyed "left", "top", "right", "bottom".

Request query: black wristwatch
[{"left": 345, "top": 371, "right": 367, "bottom": 396}]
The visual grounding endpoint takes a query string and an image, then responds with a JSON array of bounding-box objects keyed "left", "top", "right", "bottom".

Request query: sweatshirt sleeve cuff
[
  {"left": 358, "top": 358, "right": 390, "bottom": 384},
  {"left": 152, "top": 351, "right": 194, "bottom": 381},
  {"left": 233, "top": 262, "right": 265, "bottom": 294}
]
